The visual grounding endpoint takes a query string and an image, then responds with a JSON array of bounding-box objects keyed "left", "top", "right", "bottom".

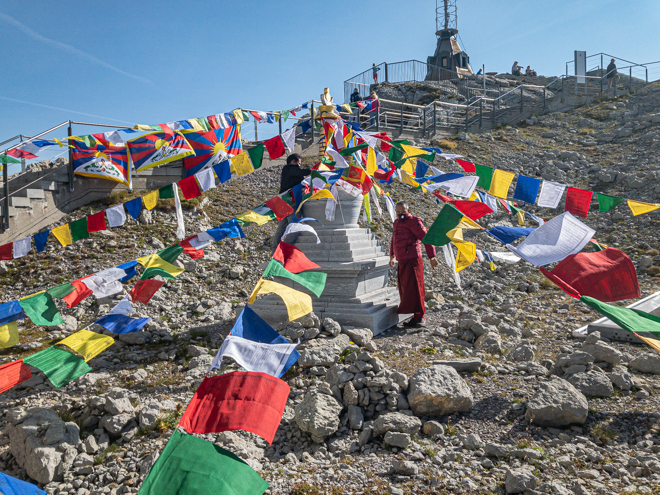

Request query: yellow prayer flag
[
  {"left": 342, "top": 103, "right": 352, "bottom": 114},
  {"left": 454, "top": 240, "right": 476, "bottom": 273},
  {"left": 296, "top": 189, "right": 336, "bottom": 213},
  {"left": 248, "top": 279, "right": 313, "bottom": 322},
  {"left": 236, "top": 211, "right": 271, "bottom": 226},
  {"left": 489, "top": 169, "right": 516, "bottom": 199},
  {"left": 232, "top": 152, "right": 254, "bottom": 176},
  {"left": 0, "top": 321, "right": 18, "bottom": 348},
  {"left": 58, "top": 329, "right": 114, "bottom": 361},
  {"left": 628, "top": 200, "right": 660, "bottom": 216},
  {"left": 399, "top": 170, "right": 421, "bottom": 188},
  {"left": 469, "top": 191, "right": 479, "bottom": 201},
  {"left": 401, "top": 144, "right": 427, "bottom": 175},
  {"left": 517, "top": 210, "right": 526, "bottom": 226},
  {"left": 132, "top": 125, "right": 153, "bottom": 131},
  {"left": 137, "top": 254, "right": 185, "bottom": 277},
  {"left": 232, "top": 109, "right": 245, "bottom": 125},
  {"left": 143, "top": 190, "right": 159, "bottom": 211},
  {"left": 187, "top": 119, "right": 205, "bottom": 132},
  {"left": 52, "top": 224, "right": 73, "bottom": 247},
  {"left": 366, "top": 147, "right": 377, "bottom": 176}
]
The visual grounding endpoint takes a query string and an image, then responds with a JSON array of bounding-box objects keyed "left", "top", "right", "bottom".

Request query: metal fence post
[
  {"left": 629, "top": 67, "right": 632, "bottom": 92},
  {"left": 19, "top": 135, "right": 25, "bottom": 173},
  {"left": 254, "top": 120, "right": 258, "bottom": 141},
  {"left": 479, "top": 100, "right": 483, "bottom": 129},
  {"left": 2, "top": 154, "right": 8, "bottom": 230},
  {"left": 385, "top": 63, "right": 388, "bottom": 83},
  {"left": 376, "top": 105, "right": 380, "bottom": 132},
  {"left": 465, "top": 105, "right": 468, "bottom": 132},
  {"left": 278, "top": 113, "right": 282, "bottom": 136},
  {"left": 433, "top": 102, "right": 437, "bottom": 136},
  {"left": 310, "top": 103, "right": 315, "bottom": 147},
  {"left": 400, "top": 103, "right": 404, "bottom": 133},
  {"left": 67, "top": 121, "right": 74, "bottom": 192}
]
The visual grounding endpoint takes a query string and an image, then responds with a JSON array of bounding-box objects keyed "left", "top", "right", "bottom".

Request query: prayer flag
[
  {"left": 178, "top": 176, "right": 202, "bottom": 200},
  {"left": 628, "top": 200, "right": 660, "bottom": 216},
  {"left": 108, "top": 295, "right": 134, "bottom": 316},
  {"left": 34, "top": 230, "right": 50, "bottom": 252},
  {"left": 433, "top": 194, "right": 493, "bottom": 220},
  {"left": 23, "top": 346, "right": 91, "bottom": 388},
  {"left": 51, "top": 224, "right": 73, "bottom": 247},
  {"left": 178, "top": 372, "right": 289, "bottom": 445},
  {"left": 213, "top": 160, "right": 232, "bottom": 183},
  {"left": 60, "top": 278, "right": 93, "bottom": 309},
  {"left": 173, "top": 183, "right": 185, "bottom": 240},
  {"left": 513, "top": 175, "right": 541, "bottom": 204},
  {"left": 232, "top": 152, "right": 254, "bottom": 176},
  {"left": 19, "top": 292, "right": 64, "bottom": 326},
  {"left": 565, "top": 187, "right": 593, "bottom": 218},
  {"left": 87, "top": 211, "right": 106, "bottom": 233},
  {"left": 182, "top": 127, "right": 241, "bottom": 177},
  {"left": 262, "top": 259, "right": 326, "bottom": 298},
  {"left": 597, "top": 193, "right": 623, "bottom": 212},
  {"left": 455, "top": 159, "right": 476, "bottom": 173},
  {"left": 540, "top": 247, "right": 640, "bottom": 302},
  {"left": 142, "top": 190, "right": 159, "bottom": 210},
  {"left": 249, "top": 279, "right": 313, "bottom": 321},
  {"left": 247, "top": 143, "right": 265, "bottom": 170},
  {"left": 236, "top": 210, "right": 271, "bottom": 226},
  {"left": 296, "top": 189, "right": 335, "bottom": 214},
  {"left": 422, "top": 203, "right": 465, "bottom": 246},
  {"left": 127, "top": 131, "right": 195, "bottom": 172},
  {"left": 12, "top": 237, "right": 31, "bottom": 259},
  {"left": 94, "top": 314, "right": 150, "bottom": 334},
  {"left": 273, "top": 242, "right": 320, "bottom": 273},
  {"left": 58, "top": 329, "right": 114, "bottom": 361},
  {"left": 265, "top": 197, "right": 294, "bottom": 220},
  {"left": 71, "top": 141, "right": 130, "bottom": 185},
  {"left": 264, "top": 136, "right": 285, "bottom": 160},
  {"left": 118, "top": 260, "right": 139, "bottom": 282},
  {"left": 0, "top": 468, "right": 46, "bottom": 495},
  {"left": 489, "top": 169, "right": 516, "bottom": 199},
  {"left": 158, "top": 184, "right": 174, "bottom": 200},
  {"left": 211, "top": 335, "right": 299, "bottom": 378},
  {"left": 0, "top": 360, "right": 32, "bottom": 395},
  {"left": 424, "top": 176, "right": 478, "bottom": 198},
  {"left": 282, "top": 127, "right": 296, "bottom": 152},
  {"left": 195, "top": 168, "right": 216, "bottom": 192},
  {"left": 0, "top": 153, "right": 21, "bottom": 165},
  {"left": 474, "top": 163, "right": 493, "bottom": 189},
  {"left": 0, "top": 243, "right": 12, "bottom": 260},
  {"left": 129, "top": 279, "right": 164, "bottom": 304},
  {"left": 138, "top": 429, "right": 268, "bottom": 495},
  {"left": 81, "top": 275, "right": 123, "bottom": 299},
  {"left": 70, "top": 217, "right": 89, "bottom": 242},
  {"left": 47, "top": 283, "right": 76, "bottom": 300},
  {"left": 487, "top": 226, "right": 535, "bottom": 244},
  {"left": 124, "top": 197, "right": 142, "bottom": 220},
  {"left": 179, "top": 235, "right": 205, "bottom": 259},
  {"left": 202, "top": 219, "right": 244, "bottom": 242},
  {"left": 283, "top": 220, "right": 320, "bottom": 244},
  {"left": 0, "top": 321, "right": 19, "bottom": 348},
  {"left": 105, "top": 204, "right": 127, "bottom": 228},
  {"left": 537, "top": 181, "right": 566, "bottom": 209},
  {"left": 138, "top": 252, "right": 184, "bottom": 280},
  {"left": 0, "top": 300, "right": 25, "bottom": 325}
]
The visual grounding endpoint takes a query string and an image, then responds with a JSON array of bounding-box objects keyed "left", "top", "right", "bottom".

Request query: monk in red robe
[{"left": 389, "top": 202, "right": 438, "bottom": 328}]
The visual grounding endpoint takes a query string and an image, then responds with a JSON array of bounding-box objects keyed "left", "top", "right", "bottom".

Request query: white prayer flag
[
  {"left": 173, "top": 183, "right": 185, "bottom": 240},
  {"left": 424, "top": 176, "right": 478, "bottom": 198},
  {"left": 195, "top": 168, "right": 216, "bottom": 192},
  {"left": 283, "top": 222, "right": 320, "bottom": 244},
  {"left": 103, "top": 131, "right": 124, "bottom": 146},
  {"left": 355, "top": 130, "right": 378, "bottom": 149},
  {"left": 506, "top": 212, "right": 596, "bottom": 267},
  {"left": 189, "top": 236, "right": 212, "bottom": 250},
  {"left": 106, "top": 205, "right": 127, "bottom": 228},
  {"left": 325, "top": 184, "right": 337, "bottom": 221},
  {"left": 209, "top": 335, "right": 299, "bottom": 377},
  {"left": 196, "top": 231, "right": 215, "bottom": 243},
  {"left": 490, "top": 252, "right": 521, "bottom": 264},
  {"left": 439, "top": 153, "right": 463, "bottom": 160},
  {"left": 95, "top": 267, "right": 127, "bottom": 282},
  {"left": 281, "top": 127, "right": 296, "bottom": 153},
  {"left": 484, "top": 193, "right": 499, "bottom": 213},
  {"left": 537, "top": 181, "right": 567, "bottom": 209},
  {"left": 371, "top": 190, "right": 383, "bottom": 216},
  {"left": 108, "top": 295, "right": 134, "bottom": 316},
  {"left": 442, "top": 244, "right": 461, "bottom": 289},
  {"left": 82, "top": 276, "right": 123, "bottom": 298},
  {"left": 476, "top": 250, "right": 485, "bottom": 262},
  {"left": 12, "top": 237, "right": 31, "bottom": 259},
  {"left": 385, "top": 195, "right": 396, "bottom": 222},
  {"left": 326, "top": 145, "right": 349, "bottom": 169}
]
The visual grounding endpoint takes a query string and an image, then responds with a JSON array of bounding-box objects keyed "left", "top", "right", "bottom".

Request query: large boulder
[
  {"left": 372, "top": 412, "right": 422, "bottom": 437},
  {"left": 581, "top": 341, "right": 621, "bottom": 365},
  {"left": 294, "top": 391, "right": 342, "bottom": 443},
  {"left": 298, "top": 346, "right": 340, "bottom": 367},
  {"left": 505, "top": 468, "right": 537, "bottom": 494},
  {"left": 341, "top": 327, "right": 373, "bottom": 346},
  {"left": 567, "top": 371, "right": 613, "bottom": 398},
  {"left": 6, "top": 408, "right": 81, "bottom": 484},
  {"left": 474, "top": 332, "right": 502, "bottom": 354},
  {"left": 524, "top": 379, "right": 588, "bottom": 426},
  {"left": 406, "top": 365, "right": 474, "bottom": 416},
  {"left": 629, "top": 353, "right": 660, "bottom": 375}
]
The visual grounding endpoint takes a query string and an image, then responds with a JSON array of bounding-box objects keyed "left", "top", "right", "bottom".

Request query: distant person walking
[
  {"left": 372, "top": 63, "right": 381, "bottom": 85},
  {"left": 607, "top": 58, "right": 619, "bottom": 90},
  {"left": 511, "top": 61, "right": 522, "bottom": 76},
  {"left": 350, "top": 88, "right": 361, "bottom": 122}
]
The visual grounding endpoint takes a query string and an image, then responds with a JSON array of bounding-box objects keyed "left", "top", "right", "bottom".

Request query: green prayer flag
[
  {"left": 388, "top": 146, "right": 405, "bottom": 163},
  {"left": 247, "top": 143, "right": 265, "bottom": 170},
  {"left": 597, "top": 193, "right": 624, "bottom": 212},
  {"left": 241, "top": 109, "right": 250, "bottom": 121},
  {"left": 421, "top": 203, "right": 464, "bottom": 246},
  {"left": 19, "top": 292, "right": 64, "bottom": 326},
  {"left": 0, "top": 154, "right": 20, "bottom": 165},
  {"left": 265, "top": 210, "right": 277, "bottom": 220},
  {"left": 47, "top": 283, "right": 76, "bottom": 300},
  {"left": 262, "top": 259, "right": 327, "bottom": 298},
  {"left": 70, "top": 217, "right": 89, "bottom": 242},
  {"left": 340, "top": 143, "right": 369, "bottom": 156},
  {"left": 592, "top": 241, "right": 605, "bottom": 252},
  {"left": 198, "top": 117, "right": 211, "bottom": 132},
  {"left": 474, "top": 163, "right": 493, "bottom": 190},
  {"left": 23, "top": 346, "right": 91, "bottom": 387},
  {"left": 509, "top": 202, "right": 522, "bottom": 215},
  {"left": 159, "top": 184, "right": 175, "bottom": 200},
  {"left": 311, "top": 170, "right": 329, "bottom": 185},
  {"left": 81, "top": 135, "right": 96, "bottom": 147},
  {"left": 580, "top": 296, "right": 660, "bottom": 338},
  {"left": 157, "top": 245, "right": 184, "bottom": 264},
  {"left": 139, "top": 430, "right": 268, "bottom": 495},
  {"left": 282, "top": 110, "right": 290, "bottom": 122}
]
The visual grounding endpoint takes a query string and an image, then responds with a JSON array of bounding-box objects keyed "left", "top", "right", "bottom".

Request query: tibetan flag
[
  {"left": 265, "top": 196, "right": 294, "bottom": 220},
  {"left": 264, "top": 135, "right": 285, "bottom": 160},
  {"left": 422, "top": 203, "right": 480, "bottom": 246},
  {"left": 273, "top": 242, "right": 320, "bottom": 273},
  {"left": 474, "top": 163, "right": 493, "bottom": 190},
  {"left": 127, "top": 131, "right": 195, "bottom": 172},
  {"left": 58, "top": 329, "right": 114, "bottom": 361},
  {"left": 232, "top": 152, "right": 254, "bottom": 176},
  {"left": 19, "top": 292, "right": 64, "bottom": 326},
  {"left": 182, "top": 126, "right": 241, "bottom": 177},
  {"left": 71, "top": 141, "right": 130, "bottom": 185},
  {"left": 70, "top": 217, "right": 89, "bottom": 242},
  {"left": 565, "top": 187, "right": 593, "bottom": 218},
  {"left": 434, "top": 193, "right": 493, "bottom": 221},
  {"left": 455, "top": 159, "right": 476, "bottom": 173},
  {"left": 262, "top": 259, "right": 326, "bottom": 298},
  {"left": 248, "top": 279, "right": 313, "bottom": 321},
  {"left": 87, "top": 211, "right": 106, "bottom": 233},
  {"left": 597, "top": 193, "right": 623, "bottom": 212},
  {"left": 138, "top": 429, "right": 268, "bottom": 495},
  {"left": 178, "top": 176, "right": 202, "bottom": 200},
  {"left": 628, "top": 200, "right": 660, "bottom": 216},
  {"left": 51, "top": 224, "right": 73, "bottom": 247},
  {"left": 0, "top": 321, "right": 18, "bottom": 348},
  {"left": 489, "top": 169, "right": 516, "bottom": 199},
  {"left": 94, "top": 314, "right": 151, "bottom": 334},
  {"left": 129, "top": 279, "right": 164, "bottom": 304},
  {"left": 60, "top": 277, "right": 93, "bottom": 309},
  {"left": 513, "top": 175, "right": 541, "bottom": 204},
  {"left": 23, "top": 346, "right": 91, "bottom": 388},
  {"left": 540, "top": 247, "right": 640, "bottom": 302},
  {"left": 247, "top": 143, "right": 265, "bottom": 170},
  {"left": 0, "top": 470, "right": 46, "bottom": 495},
  {"left": 178, "top": 372, "right": 289, "bottom": 444},
  {"left": 0, "top": 300, "right": 25, "bottom": 325},
  {"left": 0, "top": 360, "right": 32, "bottom": 394}
]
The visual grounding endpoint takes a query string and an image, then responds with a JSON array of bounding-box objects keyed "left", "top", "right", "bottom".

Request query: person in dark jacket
[
  {"left": 272, "top": 153, "right": 310, "bottom": 253},
  {"left": 607, "top": 58, "right": 619, "bottom": 90},
  {"left": 350, "top": 89, "right": 361, "bottom": 122},
  {"left": 389, "top": 202, "right": 438, "bottom": 327}
]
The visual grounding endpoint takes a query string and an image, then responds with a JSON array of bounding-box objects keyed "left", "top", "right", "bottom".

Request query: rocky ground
[{"left": 2, "top": 83, "right": 660, "bottom": 495}]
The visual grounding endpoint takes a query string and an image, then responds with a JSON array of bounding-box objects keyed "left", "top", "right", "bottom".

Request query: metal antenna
[{"left": 435, "top": 0, "right": 457, "bottom": 37}]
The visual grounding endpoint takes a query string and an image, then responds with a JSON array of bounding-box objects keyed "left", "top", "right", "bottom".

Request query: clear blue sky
[{"left": 1, "top": 0, "right": 659, "bottom": 172}]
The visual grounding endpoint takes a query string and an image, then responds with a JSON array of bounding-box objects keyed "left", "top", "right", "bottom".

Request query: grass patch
[
  {"left": 436, "top": 139, "right": 458, "bottom": 151},
  {"left": 94, "top": 443, "right": 120, "bottom": 465}
]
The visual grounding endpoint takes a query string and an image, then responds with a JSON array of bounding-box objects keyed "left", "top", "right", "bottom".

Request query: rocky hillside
[{"left": 2, "top": 83, "right": 660, "bottom": 495}]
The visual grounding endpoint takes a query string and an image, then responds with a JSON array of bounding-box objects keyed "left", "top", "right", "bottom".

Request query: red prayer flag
[
  {"left": 455, "top": 159, "right": 477, "bottom": 173},
  {"left": 178, "top": 175, "right": 202, "bottom": 200},
  {"left": 178, "top": 372, "right": 290, "bottom": 444},
  {"left": 264, "top": 135, "right": 286, "bottom": 160},
  {"left": 6, "top": 148, "right": 37, "bottom": 159},
  {"left": 207, "top": 114, "right": 219, "bottom": 130},
  {"left": 374, "top": 166, "right": 395, "bottom": 181},
  {"left": 87, "top": 211, "right": 106, "bottom": 233},
  {"left": 63, "top": 276, "right": 93, "bottom": 309},
  {"left": 433, "top": 192, "right": 493, "bottom": 220},
  {"left": 265, "top": 196, "right": 294, "bottom": 220},
  {"left": 0, "top": 360, "right": 32, "bottom": 394},
  {"left": 273, "top": 242, "right": 321, "bottom": 273},
  {"left": 540, "top": 247, "right": 640, "bottom": 302},
  {"left": 0, "top": 242, "right": 13, "bottom": 260},
  {"left": 565, "top": 187, "right": 593, "bottom": 218},
  {"left": 129, "top": 279, "right": 164, "bottom": 304},
  {"left": 179, "top": 236, "right": 205, "bottom": 260}
]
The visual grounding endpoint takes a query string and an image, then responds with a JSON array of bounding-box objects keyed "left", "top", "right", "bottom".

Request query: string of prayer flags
[
  {"left": 178, "top": 372, "right": 289, "bottom": 444},
  {"left": 94, "top": 314, "right": 151, "bottom": 334},
  {"left": 506, "top": 212, "right": 596, "bottom": 266},
  {"left": 127, "top": 131, "right": 194, "bottom": 172},
  {"left": 0, "top": 300, "right": 25, "bottom": 325},
  {"left": 210, "top": 335, "right": 299, "bottom": 379},
  {"left": 540, "top": 247, "right": 640, "bottom": 302},
  {"left": 273, "top": 242, "right": 320, "bottom": 273},
  {"left": 19, "top": 292, "right": 64, "bottom": 326},
  {"left": 129, "top": 280, "right": 164, "bottom": 304},
  {"left": 262, "top": 259, "right": 327, "bottom": 298},
  {"left": 487, "top": 226, "right": 535, "bottom": 244},
  {"left": 139, "top": 429, "right": 268, "bottom": 495},
  {"left": 565, "top": 187, "right": 593, "bottom": 218},
  {"left": 0, "top": 321, "right": 18, "bottom": 348},
  {"left": 264, "top": 135, "right": 285, "bottom": 160},
  {"left": 248, "top": 279, "right": 313, "bottom": 321},
  {"left": 474, "top": 163, "right": 494, "bottom": 189},
  {"left": 23, "top": 346, "right": 91, "bottom": 388},
  {"left": 0, "top": 470, "right": 46, "bottom": 495},
  {"left": 247, "top": 143, "right": 265, "bottom": 170},
  {"left": 628, "top": 200, "right": 660, "bottom": 216},
  {"left": 265, "top": 196, "right": 294, "bottom": 220},
  {"left": 232, "top": 152, "right": 254, "bottom": 176},
  {"left": 513, "top": 175, "right": 541, "bottom": 204},
  {"left": 58, "top": 329, "right": 114, "bottom": 362},
  {"left": 0, "top": 360, "right": 32, "bottom": 394},
  {"left": 489, "top": 169, "right": 516, "bottom": 199},
  {"left": 51, "top": 224, "right": 73, "bottom": 247},
  {"left": 124, "top": 197, "right": 143, "bottom": 220},
  {"left": 178, "top": 175, "right": 202, "bottom": 200}
]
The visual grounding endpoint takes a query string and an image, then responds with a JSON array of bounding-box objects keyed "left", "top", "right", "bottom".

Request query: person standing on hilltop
[
  {"left": 372, "top": 63, "right": 381, "bottom": 85},
  {"left": 607, "top": 58, "right": 619, "bottom": 90},
  {"left": 389, "top": 202, "right": 438, "bottom": 328},
  {"left": 271, "top": 153, "right": 310, "bottom": 253}
]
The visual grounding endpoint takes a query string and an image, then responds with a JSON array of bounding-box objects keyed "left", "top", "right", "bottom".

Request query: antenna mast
[{"left": 435, "top": 0, "right": 458, "bottom": 37}]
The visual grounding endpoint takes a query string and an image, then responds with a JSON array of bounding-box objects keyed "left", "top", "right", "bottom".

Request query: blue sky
[{"left": 1, "top": 0, "right": 659, "bottom": 171}]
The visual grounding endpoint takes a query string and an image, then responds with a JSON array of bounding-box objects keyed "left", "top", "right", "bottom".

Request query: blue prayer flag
[
  {"left": 0, "top": 471, "right": 46, "bottom": 495},
  {"left": 299, "top": 119, "right": 312, "bottom": 136},
  {"left": 415, "top": 160, "right": 429, "bottom": 179},
  {"left": 426, "top": 173, "right": 464, "bottom": 183},
  {"left": 423, "top": 146, "right": 444, "bottom": 154},
  {"left": 487, "top": 226, "right": 535, "bottom": 244},
  {"left": 205, "top": 219, "right": 245, "bottom": 242},
  {"left": 117, "top": 260, "right": 139, "bottom": 282},
  {"left": 291, "top": 183, "right": 303, "bottom": 209},
  {"left": 0, "top": 300, "right": 25, "bottom": 326},
  {"left": 301, "top": 102, "right": 309, "bottom": 109},
  {"left": 33, "top": 230, "right": 50, "bottom": 253},
  {"left": 94, "top": 314, "right": 150, "bottom": 334},
  {"left": 213, "top": 161, "right": 231, "bottom": 184},
  {"left": 513, "top": 175, "right": 541, "bottom": 204},
  {"left": 124, "top": 198, "right": 142, "bottom": 220}
]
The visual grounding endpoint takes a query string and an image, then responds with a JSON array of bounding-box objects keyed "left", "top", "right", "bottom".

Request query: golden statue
[{"left": 317, "top": 87, "right": 339, "bottom": 120}]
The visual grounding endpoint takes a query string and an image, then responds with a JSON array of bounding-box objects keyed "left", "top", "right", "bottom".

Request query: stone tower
[{"left": 426, "top": 0, "right": 472, "bottom": 79}]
